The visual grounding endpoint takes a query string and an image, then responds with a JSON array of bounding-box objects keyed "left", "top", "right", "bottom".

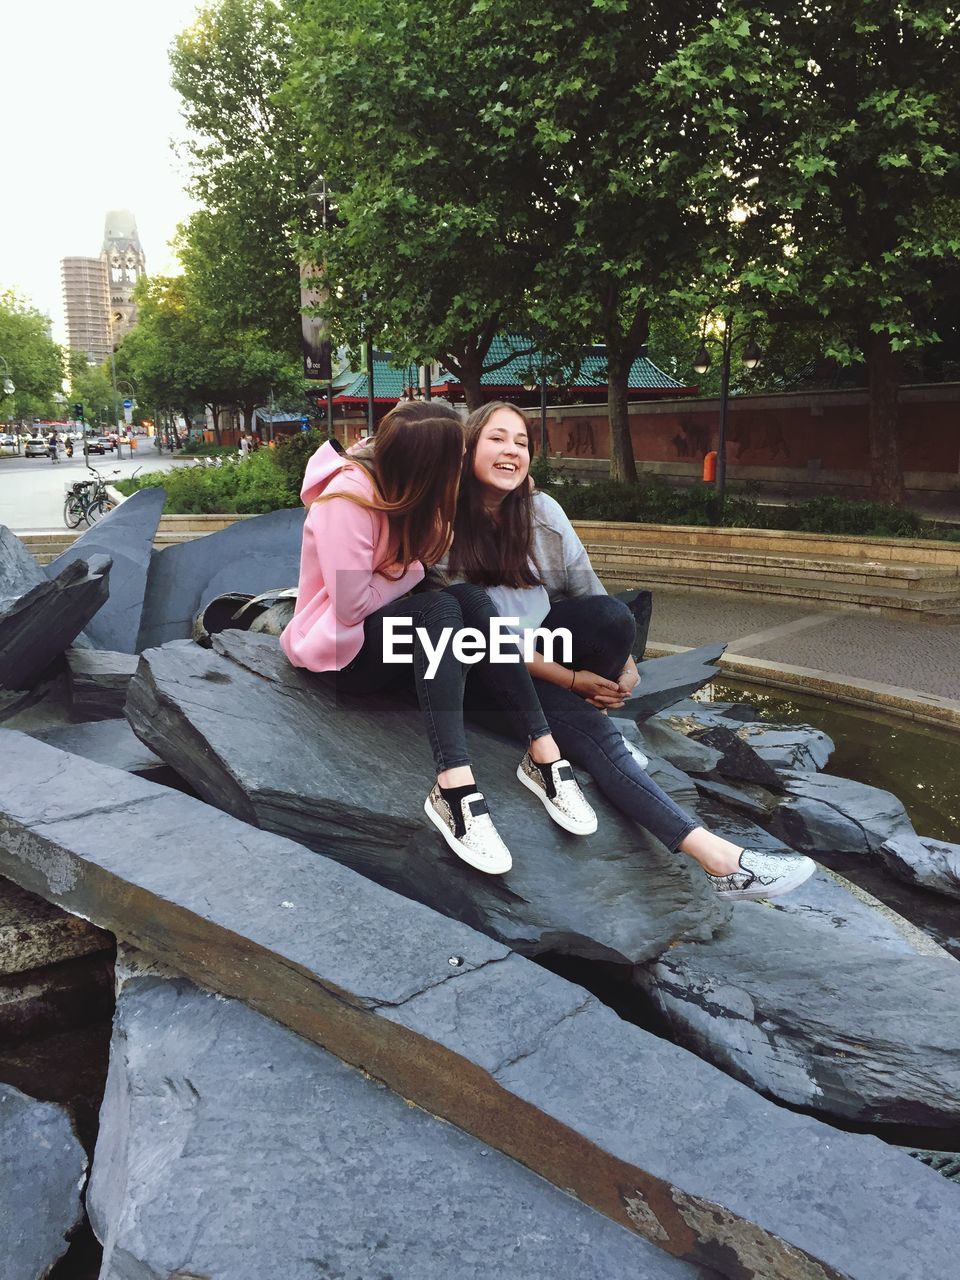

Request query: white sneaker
[
  {"left": 424, "top": 785, "right": 513, "bottom": 875},
  {"left": 707, "top": 849, "right": 816, "bottom": 901},
  {"left": 516, "top": 753, "right": 598, "bottom": 835}
]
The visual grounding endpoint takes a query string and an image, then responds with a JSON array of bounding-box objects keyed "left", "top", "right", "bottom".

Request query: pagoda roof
[
  {"left": 333, "top": 352, "right": 419, "bottom": 404},
  {"left": 435, "top": 333, "right": 692, "bottom": 394}
]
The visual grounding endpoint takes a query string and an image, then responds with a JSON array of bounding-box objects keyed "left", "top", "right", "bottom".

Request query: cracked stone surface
[
  {"left": 625, "top": 643, "right": 726, "bottom": 720},
  {"left": 879, "top": 834, "right": 960, "bottom": 901},
  {"left": 46, "top": 488, "right": 166, "bottom": 653},
  {"left": 66, "top": 647, "right": 140, "bottom": 721},
  {"left": 124, "top": 631, "right": 727, "bottom": 965},
  {"left": 0, "top": 555, "right": 111, "bottom": 690},
  {"left": 634, "top": 900, "right": 960, "bottom": 1128},
  {"left": 768, "top": 770, "right": 917, "bottom": 853},
  {"left": 0, "top": 1081, "right": 87, "bottom": 1279},
  {"left": 88, "top": 947, "right": 699, "bottom": 1280},
  {"left": 136, "top": 507, "right": 305, "bottom": 651},
  {"left": 3, "top": 734, "right": 960, "bottom": 1277}
]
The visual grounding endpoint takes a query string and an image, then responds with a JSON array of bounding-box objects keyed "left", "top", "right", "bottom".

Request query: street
[{"left": 0, "top": 445, "right": 189, "bottom": 532}]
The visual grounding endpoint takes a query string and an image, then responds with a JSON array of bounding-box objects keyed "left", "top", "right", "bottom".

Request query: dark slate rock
[
  {"left": 33, "top": 719, "right": 164, "bottom": 775},
  {"left": 635, "top": 901, "right": 960, "bottom": 1128},
  {"left": 613, "top": 588, "right": 653, "bottom": 657},
  {"left": 879, "top": 834, "right": 960, "bottom": 902},
  {"left": 626, "top": 644, "right": 726, "bottom": 721},
  {"left": 66, "top": 647, "right": 140, "bottom": 721},
  {"left": 0, "top": 951, "right": 114, "bottom": 1040},
  {"left": 735, "top": 722, "right": 835, "bottom": 771},
  {"left": 0, "top": 687, "right": 40, "bottom": 723},
  {"left": 89, "top": 948, "right": 697, "bottom": 1280},
  {"left": 633, "top": 718, "right": 723, "bottom": 776},
  {"left": 704, "top": 701, "right": 758, "bottom": 723},
  {"left": 3, "top": 735, "right": 960, "bottom": 1278},
  {"left": 46, "top": 488, "right": 166, "bottom": 653},
  {"left": 0, "top": 525, "right": 45, "bottom": 606},
  {"left": 136, "top": 507, "right": 305, "bottom": 651},
  {"left": 655, "top": 698, "right": 732, "bottom": 727},
  {"left": 768, "top": 770, "right": 917, "bottom": 854},
  {"left": 0, "top": 555, "right": 111, "bottom": 690},
  {"left": 0, "top": 1082, "right": 87, "bottom": 1279},
  {"left": 124, "top": 633, "right": 726, "bottom": 964},
  {"left": 693, "top": 777, "right": 780, "bottom": 822},
  {"left": 687, "top": 725, "right": 784, "bottom": 790}
]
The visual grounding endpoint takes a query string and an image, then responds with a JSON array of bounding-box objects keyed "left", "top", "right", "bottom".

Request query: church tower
[{"left": 101, "top": 209, "right": 146, "bottom": 348}]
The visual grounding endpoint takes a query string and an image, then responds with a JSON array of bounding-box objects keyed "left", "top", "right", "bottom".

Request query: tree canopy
[{"left": 0, "top": 291, "right": 64, "bottom": 423}]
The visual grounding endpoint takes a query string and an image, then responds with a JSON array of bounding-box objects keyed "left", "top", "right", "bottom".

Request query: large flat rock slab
[
  {"left": 0, "top": 1082, "right": 87, "bottom": 1279},
  {"left": 1, "top": 733, "right": 960, "bottom": 1278},
  {"left": 768, "top": 770, "right": 918, "bottom": 853},
  {"left": 635, "top": 901, "right": 960, "bottom": 1129},
  {"left": 89, "top": 948, "right": 697, "bottom": 1280},
  {"left": 125, "top": 631, "right": 727, "bottom": 965},
  {"left": 879, "top": 834, "right": 960, "bottom": 902},
  {"left": 136, "top": 507, "right": 304, "bottom": 650},
  {"left": 627, "top": 644, "right": 726, "bottom": 720},
  {"left": 47, "top": 488, "right": 166, "bottom": 652},
  {"left": 0, "top": 555, "right": 111, "bottom": 690},
  {"left": 34, "top": 719, "right": 164, "bottom": 775}
]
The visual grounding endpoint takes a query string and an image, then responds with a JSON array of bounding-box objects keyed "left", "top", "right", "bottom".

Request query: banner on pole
[{"left": 300, "top": 261, "right": 332, "bottom": 382}]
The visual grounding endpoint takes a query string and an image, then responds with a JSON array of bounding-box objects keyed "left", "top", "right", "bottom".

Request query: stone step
[
  {"left": 600, "top": 564, "right": 960, "bottom": 616},
  {"left": 587, "top": 542, "right": 960, "bottom": 591}
]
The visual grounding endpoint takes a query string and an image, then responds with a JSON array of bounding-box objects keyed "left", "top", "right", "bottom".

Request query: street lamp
[{"left": 692, "top": 316, "right": 763, "bottom": 503}]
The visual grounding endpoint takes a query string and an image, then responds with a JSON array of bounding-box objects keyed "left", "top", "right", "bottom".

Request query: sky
[{"left": 2, "top": 0, "right": 206, "bottom": 343}]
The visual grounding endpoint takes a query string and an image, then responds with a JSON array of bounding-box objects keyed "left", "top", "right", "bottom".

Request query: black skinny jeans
[
  {"left": 331, "top": 583, "right": 552, "bottom": 775},
  {"left": 466, "top": 594, "right": 699, "bottom": 851}
]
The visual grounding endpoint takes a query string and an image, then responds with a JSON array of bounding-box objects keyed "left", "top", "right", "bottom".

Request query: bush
[
  {"left": 115, "top": 452, "right": 299, "bottom": 515},
  {"left": 539, "top": 476, "right": 765, "bottom": 528},
  {"left": 773, "top": 495, "right": 927, "bottom": 538},
  {"left": 179, "top": 440, "right": 236, "bottom": 457}
]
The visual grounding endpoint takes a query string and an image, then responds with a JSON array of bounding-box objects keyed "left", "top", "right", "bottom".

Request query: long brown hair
[
  {"left": 317, "top": 400, "right": 464, "bottom": 575},
  {"left": 449, "top": 401, "right": 541, "bottom": 589}
]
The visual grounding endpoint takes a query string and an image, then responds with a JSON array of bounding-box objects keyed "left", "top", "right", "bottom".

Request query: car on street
[
  {"left": 0, "top": 433, "right": 16, "bottom": 448},
  {"left": 24, "top": 436, "right": 49, "bottom": 458},
  {"left": 83, "top": 436, "right": 111, "bottom": 455}
]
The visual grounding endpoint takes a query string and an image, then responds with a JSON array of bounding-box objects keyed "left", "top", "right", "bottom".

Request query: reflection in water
[{"left": 701, "top": 680, "right": 959, "bottom": 844}]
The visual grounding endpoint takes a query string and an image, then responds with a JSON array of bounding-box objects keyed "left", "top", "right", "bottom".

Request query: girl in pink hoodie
[{"left": 281, "top": 400, "right": 595, "bottom": 875}]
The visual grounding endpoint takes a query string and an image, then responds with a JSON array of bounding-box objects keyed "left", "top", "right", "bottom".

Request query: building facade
[{"left": 61, "top": 209, "right": 146, "bottom": 366}]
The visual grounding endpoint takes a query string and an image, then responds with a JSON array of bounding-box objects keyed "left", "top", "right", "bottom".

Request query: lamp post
[
  {"left": 115, "top": 380, "right": 136, "bottom": 458},
  {"left": 692, "top": 315, "right": 762, "bottom": 504}
]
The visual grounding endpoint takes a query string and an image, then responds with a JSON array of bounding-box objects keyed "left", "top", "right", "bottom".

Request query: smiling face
[{"left": 472, "top": 407, "right": 530, "bottom": 504}]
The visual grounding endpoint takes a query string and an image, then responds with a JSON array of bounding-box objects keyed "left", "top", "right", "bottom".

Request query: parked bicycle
[{"left": 62, "top": 466, "right": 127, "bottom": 529}]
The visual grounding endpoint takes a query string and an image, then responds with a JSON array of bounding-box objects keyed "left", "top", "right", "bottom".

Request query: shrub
[
  {"left": 540, "top": 477, "right": 765, "bottom": 528},
  {"left": 774, "top": 496, "right": 927, "bottom": 538}
]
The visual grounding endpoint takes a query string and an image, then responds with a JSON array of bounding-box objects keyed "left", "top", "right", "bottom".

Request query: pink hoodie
[{"left": 280, "top": 441, "right": 425, "bottom": 671}]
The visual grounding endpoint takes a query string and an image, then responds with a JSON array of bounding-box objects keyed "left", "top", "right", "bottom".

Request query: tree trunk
[
  {"left": 209, "top": 404, "right": 222, "bottom": 446},
  {"left": 458, "top": 354, "right": 484, "bottom": 413},
  {"left": 606, "top": 343, "right": 637, "bottom": 484},
  {"left": 241, "top": 403, "right": 255, "bottom": 433},
  {"left": 865, "top": 331, "right": 904, "bottom": 504}
]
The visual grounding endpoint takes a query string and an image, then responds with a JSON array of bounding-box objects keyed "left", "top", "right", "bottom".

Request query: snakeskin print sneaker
[
  {"left": 424, "top": 785, "right": 513, "bottom": 875},
  {"left": 516, "top": 753, "right": 598, "bottom": 835},
  {"left": 707, "top": 849, "right": 816, "bottom": 900}
]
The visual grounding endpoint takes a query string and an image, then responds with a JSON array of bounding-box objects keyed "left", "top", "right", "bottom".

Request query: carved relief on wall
[
  {"left": 732, "top": 420, "right": 791, "bottom": 462},
  {"left": 670, "top": 419, "right": 712, "bottom": 458},
  {"left": 564, "top": 422, "right": 597, "bottom": 456}
]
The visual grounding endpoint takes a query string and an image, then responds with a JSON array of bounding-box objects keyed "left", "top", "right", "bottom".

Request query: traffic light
[{"left": 73, "top": 403, "right": 84, "bottom": 421}]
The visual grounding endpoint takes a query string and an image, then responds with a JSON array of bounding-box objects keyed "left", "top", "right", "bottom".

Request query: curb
[{"left": 644, "top": 640, "right": 960, "bottom": 733}]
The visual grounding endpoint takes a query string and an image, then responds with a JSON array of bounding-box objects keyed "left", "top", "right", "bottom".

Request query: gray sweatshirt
[{"left": 430, "top": 492, "right": 606, "bottom": 630}]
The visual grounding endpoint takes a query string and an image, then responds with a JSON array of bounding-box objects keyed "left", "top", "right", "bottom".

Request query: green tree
[
  {"left": 67, "top": 353, "right": 115, "bottom": 429},
  {"left": 170, "top": 0, "right": 314, "bottom": 348},
  {"left": 677, "top": 1, "right": 960, "bottom": 502},
  {"left": 288, "top": 0, "right": 553, "bottom": 409},
  {"left": 0, "top": 291, "right": 65, "bottom": 423}
]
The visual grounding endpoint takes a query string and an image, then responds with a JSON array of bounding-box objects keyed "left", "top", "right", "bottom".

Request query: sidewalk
[{"left": 646, "top": 585, "right": 960, "bottom": 704}]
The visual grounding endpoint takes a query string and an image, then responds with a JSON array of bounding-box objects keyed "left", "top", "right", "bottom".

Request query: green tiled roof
[
  {"left": 334, "top": 352, "right": 419, "bottom": 402},
  {"left": 438, "top": 333, "right": 685, "bottom": 391}
]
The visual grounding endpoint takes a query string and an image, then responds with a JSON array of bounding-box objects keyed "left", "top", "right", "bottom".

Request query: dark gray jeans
[{"left": 465, "top": 594, "right": 699, "bottom": 850}]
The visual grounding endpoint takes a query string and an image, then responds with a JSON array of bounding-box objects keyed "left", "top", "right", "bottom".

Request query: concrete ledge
[
  {"left": 2, "top": 732, "right": 959, "bottom": 1279},
  {"left": 645, "top": 641, "right": 960, "bottom": 733}
]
